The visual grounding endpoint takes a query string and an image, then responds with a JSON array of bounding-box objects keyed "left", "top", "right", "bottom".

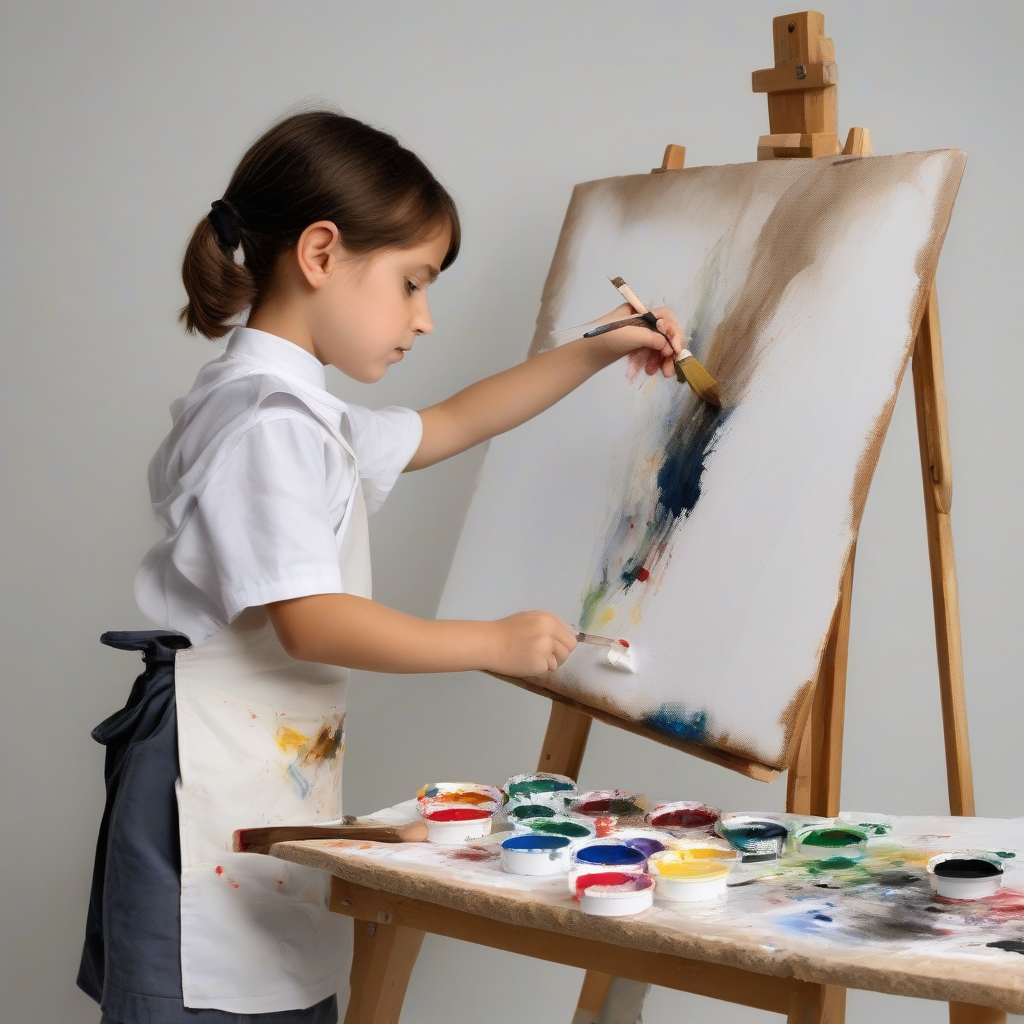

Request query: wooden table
[{"left": 270, "top": 806, "right": 1024, "bottom": 1022}]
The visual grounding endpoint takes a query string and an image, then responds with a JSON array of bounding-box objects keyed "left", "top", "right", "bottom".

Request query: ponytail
[
  {"left": 178, "top": 110, "right": 461, "bottom": 340},
  {"left": 179, "top": 214, "right": 256, "bottom": 339}
]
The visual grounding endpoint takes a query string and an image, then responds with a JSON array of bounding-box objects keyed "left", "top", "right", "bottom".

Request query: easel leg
[
  {"left": 911, "top": 287, "right": 976, "bottom": 816},
  {"left": 344, "top": 920, "right": 424, "bottom": 1024},
  {"left": 787, "top": 545, "right": 855, "bottom": 817},
  {"left": 537, "top": 700, "right": 593, "bottom": 778}
]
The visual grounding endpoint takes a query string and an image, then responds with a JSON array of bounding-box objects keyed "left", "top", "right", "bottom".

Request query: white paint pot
[{"left": 500, "top": 834, "right": 572, "bottom": 875}]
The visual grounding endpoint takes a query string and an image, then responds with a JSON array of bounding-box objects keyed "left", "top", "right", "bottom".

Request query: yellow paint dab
[
  {"left": 597, "top": 607, "right": 616, "bottom": 627},
  {"left": 276, "top": 726, "right": 311, "bottom": 753},
  {"left": 653, "top": 853, "right": 730, "bottom": 880}
]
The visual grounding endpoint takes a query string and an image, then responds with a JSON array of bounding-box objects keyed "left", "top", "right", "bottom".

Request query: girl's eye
[{"left": 406, "top": 280, "right": 418, "bottom": 295}]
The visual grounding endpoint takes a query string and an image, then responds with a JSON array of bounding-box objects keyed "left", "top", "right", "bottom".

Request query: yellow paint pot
[{"left": 649, "top": 849, "right": 734, "bottom": 902}]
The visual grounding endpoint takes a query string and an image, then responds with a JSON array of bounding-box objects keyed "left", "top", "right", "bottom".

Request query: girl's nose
[{"left": 413, "top": 309, "right": 434, "bottom": 336}]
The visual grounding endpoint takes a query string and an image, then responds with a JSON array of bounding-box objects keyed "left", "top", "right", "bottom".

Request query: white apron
[{"left": 174, "top": 406, "right": 371, "bottom": 1014}]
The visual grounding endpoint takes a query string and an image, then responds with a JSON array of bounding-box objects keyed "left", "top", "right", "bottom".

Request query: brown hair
[{"left": 180, "top": 110, "right": 461, "bottom": 338}]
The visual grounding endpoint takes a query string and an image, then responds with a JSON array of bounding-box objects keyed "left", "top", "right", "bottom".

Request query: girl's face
[{"left": 311, "top": 229, "right": 451, "bottom": 383}]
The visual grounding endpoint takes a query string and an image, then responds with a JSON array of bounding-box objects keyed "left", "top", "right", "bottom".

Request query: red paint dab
[
  {"left": 618, "top": 639, "right": 629, "bottom": 648},
  {"left": 574, "top": 871, "right": 635, "bottom": 898},
  {"left": 231, "top": 882, "right": 239, "bottom": 889},
  {"left": 215, "top": 865, "right": 223, "bottom": 876},
  {"left": 635, "top": 567, "right": 650, "bottom": 582},
  {"left": 250, "top": 713, "right": 257, "bottom": 719},
  {"left": 425, "top": 806, "right": 491, "bottom": 822}
]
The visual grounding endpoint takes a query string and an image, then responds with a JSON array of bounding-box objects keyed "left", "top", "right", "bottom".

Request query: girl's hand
[
  {"left": 589, "top": 303, "right": 684, "bottom": 378},
  {"left": 483, "top": 611, "right": 577, "bottom": 677}
]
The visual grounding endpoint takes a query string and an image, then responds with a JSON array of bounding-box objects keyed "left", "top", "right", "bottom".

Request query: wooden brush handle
[
  {"left": 233, "top": 819, "right": 427, "bottom": 854},
  {"left": 611, "top": 277, "right": 650, "bottom": 315}
]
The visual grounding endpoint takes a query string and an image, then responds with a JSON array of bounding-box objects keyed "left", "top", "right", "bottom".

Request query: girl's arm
[
  {"left": 266, "top": 593, "right": 574, "bottom": 677},
  {"left": 407, "top": 305, "right": 683, "bottom": 471}
]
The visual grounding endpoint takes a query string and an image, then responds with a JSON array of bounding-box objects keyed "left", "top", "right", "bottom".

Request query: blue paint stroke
[
  {"left": 287, "top": 762, "right": 311, "bottom": 799},
  {"left": 644, "top": 702, "right": 709, "bottom": 744}
]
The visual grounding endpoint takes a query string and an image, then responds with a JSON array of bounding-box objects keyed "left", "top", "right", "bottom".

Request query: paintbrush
[
  {"left": 575, "top": 630, "right": 630, "bottom": 650},
  {"left": 608, "top": 276, "right": 722, "bottom": 408},
  {"left": 582, "top": 312, "right": 658, "bottom": 337},
  {"left": 233, "top": 817, "right": 427, "bottom": 854}
]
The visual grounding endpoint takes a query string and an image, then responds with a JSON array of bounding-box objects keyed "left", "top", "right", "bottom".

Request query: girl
[{"left": 79, "top": 110, "right": 682, "bottom": 1024}]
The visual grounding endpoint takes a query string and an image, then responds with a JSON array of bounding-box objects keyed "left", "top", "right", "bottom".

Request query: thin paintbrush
[
  {"left": 574, "top": 630, "right": 630, "bottom": 649},
  {"left": 583, "top": 313, "right": 657, "bottom": 337},
  {"left": 608, "top": 276, "right": 722, "bottom": 408}
]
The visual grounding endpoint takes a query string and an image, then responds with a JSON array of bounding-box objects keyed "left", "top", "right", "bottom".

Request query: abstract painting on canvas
[{"left": 439, "top": 151, "right": 965, "bottom": 774}]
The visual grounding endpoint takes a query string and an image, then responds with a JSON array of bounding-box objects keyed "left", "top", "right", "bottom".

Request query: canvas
[{"left": 439, "top": 151, "right": 966, "bottom": 772}]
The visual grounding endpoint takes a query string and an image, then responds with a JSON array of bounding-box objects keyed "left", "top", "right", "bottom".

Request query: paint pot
[
  {"left": 570, "top": 790, "right": 646, "bottom": 819},
  {"left": 503, "top": 773, "right": 577, "bottom": 810},
  {"left": 416, "top": 781, "right": 504, "bottom": 811},
  {"left": 500, "top": 833, "right": 572, "bottom": 875},
  {"left": 506, "top": 803, "right": 558, "bottom": 824},
  {"left": 928, "top": 852, "right": 1004, "bottom": 900},
  {"left": 567, "top": 842, "right": 648, "bottom": 894},
  {"left": 795, "top": 823, "right": 868, "bottom": 863},
  {"left": 612, "top": 827, "right": 674, "bottom": 858},
  {"left": 519, "top": 816, "right": 597, "bottom": 842},
  {"left": 647, "top": 801, "right": 721, "bottom": 834},
  {"left": 649, "top": 850, "right": 733, "bottom": 903},
  {"left": 716, "top": 814, "right": 789, "bottom": 862},
  {"left": 577, "top": 873, "right": 655, "bottom": 917},
  {"left": 420, "top": 803, "right": 494, "bottom": 845}
]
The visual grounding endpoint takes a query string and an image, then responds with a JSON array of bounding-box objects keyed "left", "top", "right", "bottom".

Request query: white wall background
[{"left": 3, "top": 2, "right": 1023, "bottom": 1022}]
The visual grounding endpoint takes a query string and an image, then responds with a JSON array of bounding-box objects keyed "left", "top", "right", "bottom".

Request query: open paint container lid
[
  {"left": 576, "top": 873, "right": 655, "bottom": 917},
  {"left": 516, "top": 815, "right": 597, "bottom": 843},
  {"left": 646, "top": 801, "right": 721, "bottom": 834},
  {"left": 506, "top": 803, "right": 564, "bottom": 825},
  {"left": 794, "top": 822, "right": 868, "bottom": 862},
  {"left": 416, "top": 782, "right": 504, "bottom": 811},
  {"left": 569, "top": 790, "right": 647, "bottom": 831},
  {"left": 927, "top": 851, "right": 1005, "bottom": 900},
  {"left": 499, "top": 833, "right": 573, "bottom": 876},
  {"left": 503, "top": 773, "right": 577, "bottom": 811},
  {"left": 715, "top": 813, "right": 790, "bottom": 862},
  {"left": 610, "top": 827, "right": 673, "bottom": 858},
  {"left": 648, "top": 849, "right": 734, "bottom": 902}
]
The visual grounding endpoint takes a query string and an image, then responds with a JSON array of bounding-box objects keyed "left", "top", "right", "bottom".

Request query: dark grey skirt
[{"left": 78, "top": 630, "right": 338, "bottom": 1024}]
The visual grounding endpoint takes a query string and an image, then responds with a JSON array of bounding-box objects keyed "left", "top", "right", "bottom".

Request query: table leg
[
  {"left": 787, "top": 983, "right": 846, "bottom": 1024},
  {"left": 949, "top": 1004, "right": 1006, "bottom": 1024},
  {"left": 344, "top": 920, "right": 424, "bottom": 1024}
]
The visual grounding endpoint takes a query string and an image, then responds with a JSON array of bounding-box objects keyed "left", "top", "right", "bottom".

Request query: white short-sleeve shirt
[{"left": 134, "top": 327, "right": 423, "bottom": 644}]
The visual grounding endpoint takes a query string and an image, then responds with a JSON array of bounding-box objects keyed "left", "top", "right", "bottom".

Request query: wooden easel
[{"left": 343, "top": 11, "right": 989, "bottom": 1024}]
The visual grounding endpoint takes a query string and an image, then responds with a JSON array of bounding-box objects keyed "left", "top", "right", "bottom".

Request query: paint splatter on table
[{"left": 270, "top": 804, "right": 1024, "bottom": 1012}]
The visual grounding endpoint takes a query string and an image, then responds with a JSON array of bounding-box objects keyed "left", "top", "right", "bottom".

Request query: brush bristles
[
  {"left": 676, "top": 354, "right": 722, "bottom": 408},
  {"left": 609, "top": 276, "right": 625, "bottom": 288}
]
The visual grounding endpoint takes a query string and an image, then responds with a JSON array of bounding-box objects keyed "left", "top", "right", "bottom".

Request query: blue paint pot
[
  {"left": 500, "top": 833, "right": 572, "bottom": 875},
  {"left": 573, "top": 843, "right": 647, "bottom": 868}
]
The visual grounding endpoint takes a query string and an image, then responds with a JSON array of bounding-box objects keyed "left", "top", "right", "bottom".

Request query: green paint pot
[{"left": 795, "top": 822, "right": 868, "bottom": 862}]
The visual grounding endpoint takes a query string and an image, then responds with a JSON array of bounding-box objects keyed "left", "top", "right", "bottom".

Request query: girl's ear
[{"left": 295, "top": 221, "right": 342, "bottom": 289}]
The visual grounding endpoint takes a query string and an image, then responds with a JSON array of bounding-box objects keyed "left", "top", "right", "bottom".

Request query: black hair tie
[{"left": 208, "top": 199, "right": 243, "bottom": 249}]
